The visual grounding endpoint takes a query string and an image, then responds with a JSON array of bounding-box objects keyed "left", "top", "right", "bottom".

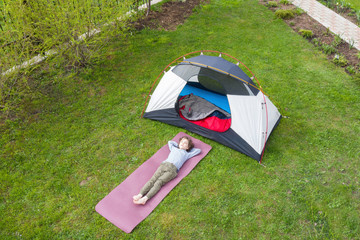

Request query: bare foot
[
  {"left": 133, "top": 196, "right": 148, "bottom": 205},
  {"left": 133, "top": 194, "right": 143, "bottom": 201}
]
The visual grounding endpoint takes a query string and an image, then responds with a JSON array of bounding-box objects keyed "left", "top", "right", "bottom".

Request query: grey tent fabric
[{"left": 179, "top": 94, "right": 231, "bottom": 121}]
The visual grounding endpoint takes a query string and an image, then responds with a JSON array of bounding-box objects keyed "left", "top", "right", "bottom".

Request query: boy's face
[{"left": 179, "top": 138, "right": 189, "bottom": 150}]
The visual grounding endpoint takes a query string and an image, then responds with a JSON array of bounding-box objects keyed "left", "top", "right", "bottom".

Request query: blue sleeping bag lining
[{"left": 179, "top": 84, "right": 231, "bottom": 114}]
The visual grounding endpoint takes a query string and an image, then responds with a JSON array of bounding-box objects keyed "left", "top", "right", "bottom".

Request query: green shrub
[
  {"left": 294, "top": 7, "right": 305, "bottom": 15},
  {"left": 332, "top": 34, "right": 343, "bottom": 47},
  {"left": 312, "top": 38, "right": 321, "bottom": 47},
  {"left": 338, "top": 0, "right": 352, "bottom": 9},
  {"left": 321, "top": 43, "right": 337, "bottom": 55},
  {"left": 275, "top": 9, "right": 295, "bottom": 19},
  {"left": 280, "top": 0, "right": 291, "bottom": 5},
  {"left": 345, "top": 65, "right": 357, "bottom": 75},
  {"left": 356, "top": 10, "right": 360, "bottom": 24},
  {"left": 333, "top": 54, "right": 348, "bottom": 67},
  {"left": 267, "top": 1, "right": 279, "bottom": 7},
  {"left": 298, "top": 29, "right": 313, "bottom": 39},
  {"left": 323, "top": 27, "right": 331, "bottom": 36}
]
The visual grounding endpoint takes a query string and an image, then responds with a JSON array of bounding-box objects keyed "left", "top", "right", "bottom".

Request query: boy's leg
[
  {"left": 144, "top": 163, "right": 177, "bottom": 199},
  {"left": 139, "top": 163, "right": 166, "bottom": 196}
]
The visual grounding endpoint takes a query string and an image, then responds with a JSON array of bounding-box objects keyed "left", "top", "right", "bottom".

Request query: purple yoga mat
[{"left": 95, "top": 132, "right": 212, "bottom": 233}]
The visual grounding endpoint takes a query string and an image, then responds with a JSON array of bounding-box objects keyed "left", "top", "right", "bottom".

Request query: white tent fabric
[
  {"left": 263, "top": 94, "right": 281, "bottom": 138},
  {"left": 228, "top": 95, "right": 263, "bottom": 154},
  {"left": 229, "top": 93, "right": 281, "bottom": 154},
  {"left": 146, "top": 68, "right": 186, "bottom": 113}
]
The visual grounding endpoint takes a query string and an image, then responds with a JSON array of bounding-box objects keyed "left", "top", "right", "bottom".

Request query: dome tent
[{"left": 142, "top": 51, "right": 281, "bottom": 163}]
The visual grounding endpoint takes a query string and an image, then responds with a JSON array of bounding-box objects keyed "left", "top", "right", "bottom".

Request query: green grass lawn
[
  {"left": 343, "top": 0, "right": 360, "bottom": 10},
  {"left": 1, "top": 0, "right": 359, "bottom": 239}
]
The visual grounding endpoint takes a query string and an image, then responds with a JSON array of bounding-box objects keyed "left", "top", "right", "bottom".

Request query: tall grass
[
  {"left": 0, "top": 0, "right": 140, "bottom": 121},
  {"left": 1, "top": 0, "right": 359, "bottom": 239}
]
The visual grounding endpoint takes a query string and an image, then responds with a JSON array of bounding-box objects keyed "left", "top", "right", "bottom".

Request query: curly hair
[{"left": 179, "top": 136, "right": 194, "bottom": 151}]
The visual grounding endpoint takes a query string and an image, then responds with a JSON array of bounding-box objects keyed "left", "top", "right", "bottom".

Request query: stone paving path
[{"left": 291, "top": 0, "right": 360, "bottom": 50}]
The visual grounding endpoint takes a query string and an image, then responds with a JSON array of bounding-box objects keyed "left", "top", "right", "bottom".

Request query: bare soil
[
  {"left": 133, "top": 0, "right": 359, "bottom": 74},
  {"left": 133, "top": 0, "right": 206, "bottom": 31}
]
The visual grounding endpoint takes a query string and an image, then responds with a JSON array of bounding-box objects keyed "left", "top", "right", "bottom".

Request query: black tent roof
[{"left": 178, "top": 55, "right": 259, "bottom": 95}]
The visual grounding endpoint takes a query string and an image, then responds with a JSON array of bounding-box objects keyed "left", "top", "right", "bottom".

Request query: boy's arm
[
  {"left": 168, "top": 141, "right": 178, "bottom": 151},
  {"left": 187, "top": 148, "right": 201, "bottom": 159}
]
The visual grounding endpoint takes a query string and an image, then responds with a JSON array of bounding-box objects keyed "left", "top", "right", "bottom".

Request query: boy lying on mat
[{"left": 133, "top": 136, "right": 201, "bottom": 205}]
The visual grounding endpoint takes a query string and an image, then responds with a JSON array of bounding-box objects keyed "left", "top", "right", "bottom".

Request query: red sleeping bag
[{"left": 178, "top": 94, "right": 231, "bottom": 132}]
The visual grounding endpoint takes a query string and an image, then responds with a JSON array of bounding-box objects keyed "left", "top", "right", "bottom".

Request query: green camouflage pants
[{"left": 140, "top": 162, "right": 178, "bottom": 199}]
